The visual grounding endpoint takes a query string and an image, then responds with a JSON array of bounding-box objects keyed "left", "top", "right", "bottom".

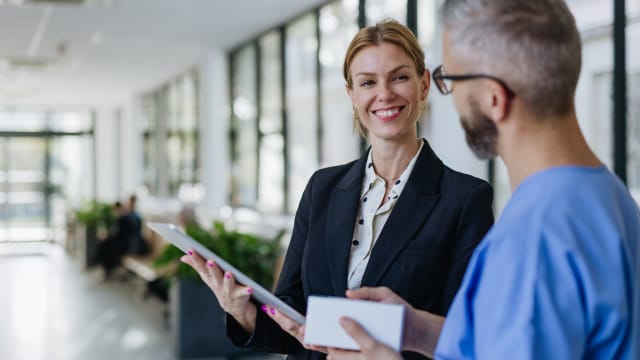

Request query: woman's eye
[
  {"left": 360, "top": 80, "right": 374, "bottom": 87},
  {"left": 394, "top": 75, "right": 409, "bottom": 81}
]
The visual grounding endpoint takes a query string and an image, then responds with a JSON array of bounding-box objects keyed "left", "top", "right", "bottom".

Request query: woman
[{"left": 183, "top": 19, "right": 494, "bottom": 360}]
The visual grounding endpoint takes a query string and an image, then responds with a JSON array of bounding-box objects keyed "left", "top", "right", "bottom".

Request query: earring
[
  {"left": 420, "top": 101, "right": 427, "bottom": 111},
  {"left": 352, "top": 106, "right": 360, "bottom": 120}
]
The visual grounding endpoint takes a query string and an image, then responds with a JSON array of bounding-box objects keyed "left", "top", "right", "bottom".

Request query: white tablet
[{"left": 147, "top": 222, "right": 305, "bottom": 325}]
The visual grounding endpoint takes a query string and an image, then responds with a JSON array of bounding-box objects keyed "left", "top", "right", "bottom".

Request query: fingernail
[
  {"left": 261, "top": 304, "right": 267, "bottom": 313},
  {"left": 188, "top": 250, "right": 193, "bottom": 256},
  {"left": 247, "top": 288, "right": 253, "bottom": 294},
  {"left": 269, "top": 307, "right": 275, "bottom": 315},
  {"left": 224, "top": 273, "right": 231, "bottom": 279},
  {"left": 207, "top": 261, "right": 213, "bottom": 268}
]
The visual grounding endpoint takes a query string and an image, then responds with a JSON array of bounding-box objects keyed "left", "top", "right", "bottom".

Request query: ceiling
[{"left": 0, "top": 0, "right": 329, "bottom": 107}]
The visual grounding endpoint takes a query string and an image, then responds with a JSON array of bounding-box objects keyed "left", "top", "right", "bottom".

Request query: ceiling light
[{"left": 0, "top": 59, "right": 10, "bottom": 71}]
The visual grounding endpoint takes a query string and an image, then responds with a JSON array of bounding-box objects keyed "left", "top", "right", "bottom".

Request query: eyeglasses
[{"left": 432, "top": 65, "right": 514, "bottom": 96}]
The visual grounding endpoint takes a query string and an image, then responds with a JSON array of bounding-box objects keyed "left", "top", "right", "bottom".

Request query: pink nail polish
[
  {"left": 269, "top": 307, "right": 275, "bottom": 315},
  {"left": 247, "top": 288, "right": 253, "bottom": 294},
  {"left": 261, "top": 304, "right": 267, "bottom": 313},
  {"left": 188, "top": 250, "right": 193, "bottom": 256},
  {"left": 224, "top": 273, "right": 231, "bottom": 279},
  {"left": 207, "top": 261, "right": 213, "bottom": 268}
]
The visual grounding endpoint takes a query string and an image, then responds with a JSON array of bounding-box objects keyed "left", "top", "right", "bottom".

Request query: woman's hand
[
  {"left": 261, "top": 304, "right": 328, "bottom": 354},
  {"left": 180, "top": 249, "right": 257, "bottom": 332}
]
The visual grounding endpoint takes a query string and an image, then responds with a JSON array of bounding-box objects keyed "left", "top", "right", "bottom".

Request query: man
[
  {"left": 327, "top": 0, "right": 640, "bottom": 358},
  {"left": 127, "top": 194, "right": 148, "bottom": 255}
]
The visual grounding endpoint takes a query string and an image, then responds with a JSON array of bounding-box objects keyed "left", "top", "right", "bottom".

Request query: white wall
[
  {"left": 94, "top": 105, "right": 121, "bottom": 202},
  {"left": 93, "top": 102, "right": 141, "bottom": 203},
  {"left": 120, "top": 97, "right": 143, "bottom": 198}
]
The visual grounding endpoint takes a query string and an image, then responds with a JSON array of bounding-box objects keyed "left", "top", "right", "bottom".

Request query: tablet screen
[{"left": 147, "top": 222, "right": 305, "bottom": 324}]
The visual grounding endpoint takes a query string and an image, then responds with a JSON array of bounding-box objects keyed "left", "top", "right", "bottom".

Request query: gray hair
[{"left": 442, "top": 0, "right": 581, "bottom": 117}]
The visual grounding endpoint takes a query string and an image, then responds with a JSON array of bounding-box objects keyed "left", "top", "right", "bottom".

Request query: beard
[{"left": 460, "top": 96, "right": 498, "bottom": 159}]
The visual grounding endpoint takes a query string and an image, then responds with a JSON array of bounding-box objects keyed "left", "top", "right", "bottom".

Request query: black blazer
[{"left": 228, "top": 140, "right": 494, "bottom": 359}]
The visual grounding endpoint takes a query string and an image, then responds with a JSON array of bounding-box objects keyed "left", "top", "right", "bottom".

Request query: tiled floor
[{"left": 0, "top": 242, "right": 283, "bottom": 360}]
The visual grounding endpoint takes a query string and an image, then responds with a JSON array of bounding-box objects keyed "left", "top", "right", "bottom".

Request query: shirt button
[{"left": 353, "top": 240, "right": 359, "bottom": 246}]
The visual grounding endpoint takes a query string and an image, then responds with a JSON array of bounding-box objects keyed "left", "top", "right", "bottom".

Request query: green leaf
[{"left": 154, "top": 220, "right": 284, "bottom": 289}]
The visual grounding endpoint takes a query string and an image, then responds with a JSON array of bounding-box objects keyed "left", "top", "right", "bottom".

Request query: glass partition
[
  {"left": 0, "top": 109, "right": 94, "bottom": 243},
  {"left": 0, "top": 138, "right": 47, "bottom": 242}
]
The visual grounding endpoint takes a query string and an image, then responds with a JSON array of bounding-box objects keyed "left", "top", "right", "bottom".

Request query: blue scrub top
[{"left": 436, "top": 166, "right": 640, "bottom": 359}]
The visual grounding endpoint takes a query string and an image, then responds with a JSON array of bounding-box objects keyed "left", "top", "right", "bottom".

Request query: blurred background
[{"left": 0, "top": 0, "right": 638, "bottom": 359}]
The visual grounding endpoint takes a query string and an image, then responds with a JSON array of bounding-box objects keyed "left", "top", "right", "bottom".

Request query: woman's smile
[{"left": 372, "top": 105, "right": 405, "bottom": 122}]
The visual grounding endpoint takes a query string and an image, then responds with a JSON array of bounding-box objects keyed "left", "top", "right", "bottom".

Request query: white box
[{"left": 303, "top": 296, "right": 404, "bottom": 351}]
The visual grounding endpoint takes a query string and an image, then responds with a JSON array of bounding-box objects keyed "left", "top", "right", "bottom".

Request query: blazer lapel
[
  {"left": 361, "top": 140, "right": 443, "bottom": 287},
  {"left": 325, "top": 155, "right": 367, "bottom": 295}
]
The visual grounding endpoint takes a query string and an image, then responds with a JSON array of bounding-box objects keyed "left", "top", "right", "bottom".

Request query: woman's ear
[
  {"left": 421, "top": 70, "right": 431, "bottom": 100},
  {"left": 345, "top": 83, "right": 354, "bottom": 101}
]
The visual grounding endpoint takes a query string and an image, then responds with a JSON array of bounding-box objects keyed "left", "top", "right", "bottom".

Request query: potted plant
[
  {"left": 72, "top": 200, "right": 114, "bottom": 267},
  {"left": 154, "top": 220, "right": 285, "bottom": 359}
]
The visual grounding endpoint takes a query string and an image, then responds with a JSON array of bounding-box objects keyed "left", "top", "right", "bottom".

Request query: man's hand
[
  {"left": 345, "top": 286, "right": 410, "bottom": 306},
  {"left": 345, "top": 286, "right": 445, "bottom": 357},
  {"left": 326, "top": 317, "right": 402, "bottom": 360}
]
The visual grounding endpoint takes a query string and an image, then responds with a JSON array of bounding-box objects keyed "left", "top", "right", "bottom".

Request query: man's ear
[{"left": 483, "top": 80, "right": 511, "bottom": 123}]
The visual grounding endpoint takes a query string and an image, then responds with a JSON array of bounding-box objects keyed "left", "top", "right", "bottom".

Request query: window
[
  {"left": 319, "top": 0, "right": 361, "bottom": 167},
  {"left": 141, "top": 69, "right": 200, "bottom": 198},
  {"left": 258, "top": 30, "right": 286, "bottom": 212},
  {"left": 141, "top": 93, "right": 160, "bottom": 195},
  {"left": 366, "top": 0, "right": 407, "bottom": 25},
  {"left": 286, "top": 14, "right": 319, "bottom": 211},
  {"left": 628, "top": 73, "right": 640, "bottom": 193},
  {"left": 166, "top": 70, "right": 199, "bottom": 196},
  {"left": 230, "top": 44, "right": 259, "bottom": 207}
]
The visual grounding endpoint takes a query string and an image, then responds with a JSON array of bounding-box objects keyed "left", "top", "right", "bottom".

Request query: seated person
[
  {"left": 97, "top": 201, "right": 135, "bottom": 279},
  {"left": 127, "top": 195, "right": 149, "bottom": 256}
]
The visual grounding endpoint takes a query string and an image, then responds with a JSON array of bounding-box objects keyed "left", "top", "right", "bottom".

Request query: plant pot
[
  {"left": 170, "top": 278, "right": 249, "bottom": 359},
  {"left": 84, "top": 225, "right": 100, "bottom": 267},
  {"left": 73, "top": 224, "right": 100, "bottom": 268}
]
